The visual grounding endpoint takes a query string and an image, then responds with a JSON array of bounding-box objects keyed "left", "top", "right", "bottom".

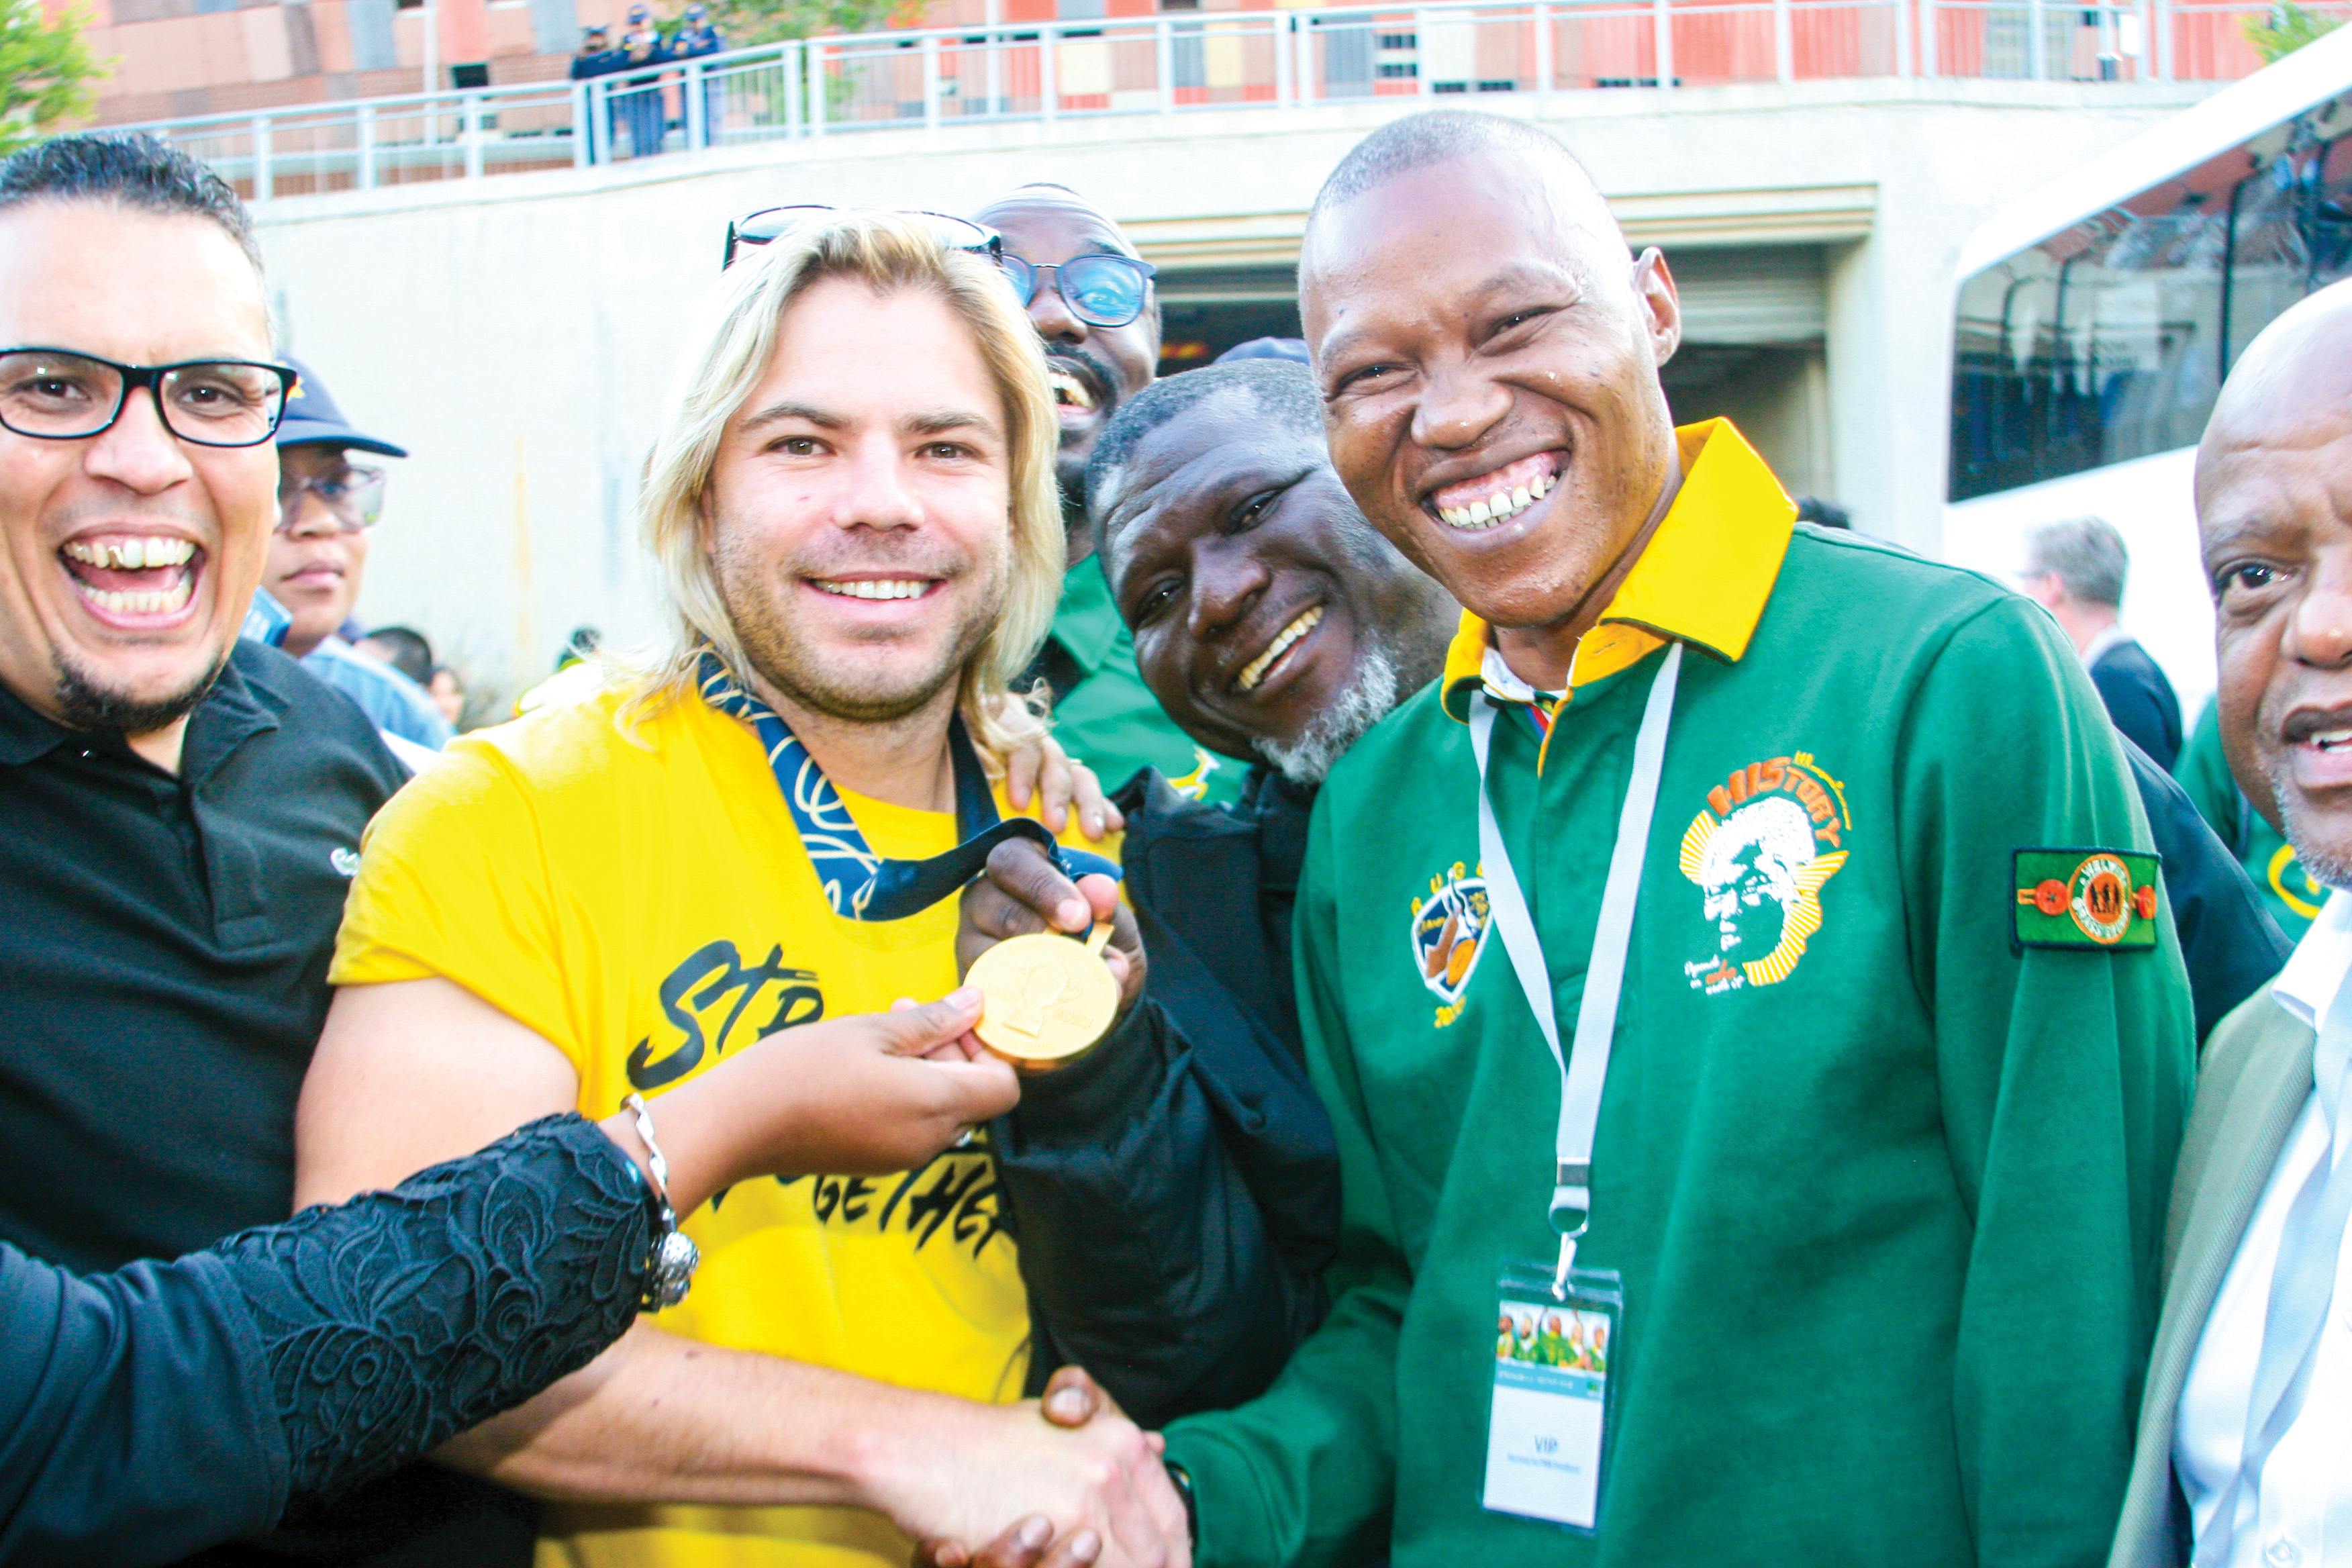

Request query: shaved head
[
  {"left": 1087, "top": 360, "right": 1323, "bottom": 543},
  {"left": 2199, "top": 283, "right": 2352, "bottom": 481},
  {"left": 1306, "top": 111, "right": 1626, "bottom": 264},
  {"left": 2198, "top": 276, "right": 2352, "bottom": 887}
]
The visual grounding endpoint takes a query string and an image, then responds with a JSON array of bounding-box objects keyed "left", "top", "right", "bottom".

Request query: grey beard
[
  {"left": 1252, "top": 646, "right": 1401, "bottom": 787},
  {"left": 2269, "top": 752, "right": 2352, "bottom": 891}
]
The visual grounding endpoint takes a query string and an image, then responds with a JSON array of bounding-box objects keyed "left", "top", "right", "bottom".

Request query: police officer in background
[
  {"left": 672, "top": 3, "right": 727, "bottom": 144},
  {"left": 614, "top": 5, "right": 668, "bottom": 159}
]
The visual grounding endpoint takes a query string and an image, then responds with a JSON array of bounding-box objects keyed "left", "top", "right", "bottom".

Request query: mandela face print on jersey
[{"left": 1681, "top": 753, "right": 1850, "bottom": 995}]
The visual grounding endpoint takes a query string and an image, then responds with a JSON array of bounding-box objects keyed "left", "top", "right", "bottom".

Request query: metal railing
[{"left": 111, "top": 0, "right": 2335, "bottom": 199}]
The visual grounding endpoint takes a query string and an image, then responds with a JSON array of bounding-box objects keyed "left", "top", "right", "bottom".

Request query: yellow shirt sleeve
[{"left": 328, "top": 741, "right": 587, "bottom": 1069}]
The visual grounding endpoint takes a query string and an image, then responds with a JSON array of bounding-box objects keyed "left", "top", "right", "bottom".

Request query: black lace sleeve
[{"left": 211, "top": 1114, "right": 654, "bottom": 1502}]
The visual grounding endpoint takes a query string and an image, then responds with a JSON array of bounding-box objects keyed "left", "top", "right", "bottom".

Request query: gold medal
[{"left": 967, "top": 920, "right": 1120, "bottom": 1072}]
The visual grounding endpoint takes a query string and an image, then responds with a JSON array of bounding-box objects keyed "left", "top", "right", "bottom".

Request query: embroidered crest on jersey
[
  {"left": 2271, "top": 842, "right": 2324, "bottom": 922},
  {"left": 1410, "top": 860, "right": 1493, "bottom": 1026},
  {"left": 1681, "top": 754, "right": 1851, "bottom": 995},
  {"left": 2012, "top": 848, "right": 2161, "bottom": 950}
]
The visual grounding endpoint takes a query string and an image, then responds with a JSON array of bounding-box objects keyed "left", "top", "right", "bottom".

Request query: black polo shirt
[
  {"left": 0, "top": 638, "right": 403, "bottom": 1271},
  {"left": 0, "top": 642, "right": 538, "bottom": 1565}
]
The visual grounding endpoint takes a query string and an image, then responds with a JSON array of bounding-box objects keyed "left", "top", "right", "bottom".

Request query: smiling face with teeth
[
  {"left": 1301, "top": 143, "right": 1683, "bottom": 690},
  {"left": 2199, "top": 279, "right": 2352, "bottom": 889},
  {"left": 977, "top": 189, "right": 1159, "bottom": 556},
  {"left": 0, "top": 201, "right": 276, "bottom": 743},
  {"left": 699, "top": 275, "right": 1015, "bottom": 736},
  {"left": 1099, "top": 377, "right": 1457, "bottom": 771}
]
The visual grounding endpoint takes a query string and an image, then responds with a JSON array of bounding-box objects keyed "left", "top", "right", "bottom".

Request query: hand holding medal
[
  {"left": 957, "top": 838, "right": 1145, "bottom": 1073},
  {"left": 965, "top": 920, "right": 1121, "bottom": 1070}
]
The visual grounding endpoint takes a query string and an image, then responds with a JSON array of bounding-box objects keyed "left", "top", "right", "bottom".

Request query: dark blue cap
[{"left": 275, "top": 358, "right": 407, "bottom": 457}]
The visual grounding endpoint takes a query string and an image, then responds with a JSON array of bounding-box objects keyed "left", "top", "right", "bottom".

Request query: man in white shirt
[{"left": 2111, "top": 277, "right": 2352, "bottom": 1567}]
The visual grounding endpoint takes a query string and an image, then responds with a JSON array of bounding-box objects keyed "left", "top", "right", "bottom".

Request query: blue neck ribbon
[{"left": 697, "top": 650, "right": 1115, "bottom": 921}]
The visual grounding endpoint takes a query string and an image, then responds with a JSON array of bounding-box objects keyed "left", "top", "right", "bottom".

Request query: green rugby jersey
[{"left": 1164, "top": 421, "right": 2196, "bottom": 1568}]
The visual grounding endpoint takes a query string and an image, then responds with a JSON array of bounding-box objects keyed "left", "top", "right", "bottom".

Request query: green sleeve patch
[{"left": 2013, "top": 848, "right": 2161, "bottom": 951}]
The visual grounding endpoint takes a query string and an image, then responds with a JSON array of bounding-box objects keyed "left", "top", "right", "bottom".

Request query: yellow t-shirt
[{"left": 330, "top": 684, "right": 1117, "bottom": 1568}]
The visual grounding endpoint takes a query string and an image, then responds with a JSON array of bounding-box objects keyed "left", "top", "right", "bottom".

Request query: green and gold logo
[{"left": 1409, "top": 861, "right": 1491, "bottom": 1027}]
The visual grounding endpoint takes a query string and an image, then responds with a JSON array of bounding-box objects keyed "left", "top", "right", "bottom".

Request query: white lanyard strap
[{"left": 1467, "top": 642, "right": 1682, "bottom": 1277}]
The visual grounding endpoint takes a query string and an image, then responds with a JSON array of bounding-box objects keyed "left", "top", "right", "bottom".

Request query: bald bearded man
[
  {"left": 1146, "top": 111, "right": 2194, "bottom": 1568},
  {"left": 2112, "top": 278, "right": 2352, "bottom": 1568}
]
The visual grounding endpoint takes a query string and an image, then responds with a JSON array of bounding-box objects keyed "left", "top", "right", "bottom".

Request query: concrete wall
[{"left": 252, "top": 78, "right": 2215, "bottom": 700}]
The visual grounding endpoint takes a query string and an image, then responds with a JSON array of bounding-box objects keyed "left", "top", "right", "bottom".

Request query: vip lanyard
[
  {"left": 1467, "top": 642, "right": 1683, "bottom": 1291},
  {"left": 697, "top": 650, "right": 1116, "bottom": 920}
]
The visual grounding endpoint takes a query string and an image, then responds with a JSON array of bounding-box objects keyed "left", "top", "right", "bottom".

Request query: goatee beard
[{"left": 51, "top": 644, "right": 226, "bottom": 737}]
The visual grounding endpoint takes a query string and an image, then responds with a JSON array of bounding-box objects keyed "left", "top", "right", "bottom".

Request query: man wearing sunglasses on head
[
  {"left": 974, "top": 185, "right": 1240, "bottom": 805},
  {"left": 258, "top": 358, "right": 454, "bottom": 754}
]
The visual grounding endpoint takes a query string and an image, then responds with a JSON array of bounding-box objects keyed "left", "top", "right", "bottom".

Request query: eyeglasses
[
  {"left": 0, "top": 348, "right": 297, "bottom": 448},
  {"left": 1001, "top": 253, "right": 1157, "bottom": 329},
  {"left": 277, "top": 462, "right": 387, "bottom": 533},
  {"left": 722, "top": 205, "right": 1005, "bottom": 271}
]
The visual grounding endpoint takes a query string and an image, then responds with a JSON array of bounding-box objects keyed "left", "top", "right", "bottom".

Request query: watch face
[{"left": 650, "top": 1227, "right": 701, "bottom": 1310}]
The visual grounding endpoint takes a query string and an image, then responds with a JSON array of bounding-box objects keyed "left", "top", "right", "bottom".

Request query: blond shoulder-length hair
[{"left": 626, "top": 211, "right": 1063, "bottom": 755}]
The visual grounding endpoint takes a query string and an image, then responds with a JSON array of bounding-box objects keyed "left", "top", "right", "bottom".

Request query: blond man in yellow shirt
[{"left": 292, "top": 215, "right": 1188, "bottom": 1568}]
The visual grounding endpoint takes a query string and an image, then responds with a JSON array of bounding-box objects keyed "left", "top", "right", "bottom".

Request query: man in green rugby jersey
[{"left": 1130, "top": 110, "right": 2196, "bottom": 1568}]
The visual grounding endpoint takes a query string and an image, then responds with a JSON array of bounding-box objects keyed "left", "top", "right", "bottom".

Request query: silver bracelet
[{"left": 624, "top": 1091, "right": 700, "bottom": 1311}]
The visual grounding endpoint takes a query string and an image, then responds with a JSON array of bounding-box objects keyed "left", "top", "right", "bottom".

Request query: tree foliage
[
  {"left": 694, "top": 0, "right": 925, "bottom": 49},
  {"left": 2243, "top": 0, "right": 2343, "bottom": 64},
  {"left": 0, "top": 0, "right": 106, "bottom": 156}
]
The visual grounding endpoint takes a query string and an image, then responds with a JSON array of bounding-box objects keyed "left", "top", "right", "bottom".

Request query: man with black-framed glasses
[
  {"left": 0, "top": 132, "right": 538, "bottom": 1565},
  {"left": 260, "top": 358, "right": 453, "bottom": 752},
  {"left": 974, "top": 185, "right": 1241, "bottom": 805}
]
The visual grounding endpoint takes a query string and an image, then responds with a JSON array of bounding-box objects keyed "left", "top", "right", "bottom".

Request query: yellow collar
[{"left": 1439, "top": 419, "right": 1795, "bottom": 722}]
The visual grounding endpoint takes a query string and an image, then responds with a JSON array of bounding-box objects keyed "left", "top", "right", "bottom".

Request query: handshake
[{"left": 887, "top": 1367, "right": 1193, "bottom": 1568}]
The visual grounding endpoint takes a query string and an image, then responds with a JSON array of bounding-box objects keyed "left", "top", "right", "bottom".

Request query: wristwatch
[{"left": 624, "top": 1092, "right": 700, "bottom": 1310}]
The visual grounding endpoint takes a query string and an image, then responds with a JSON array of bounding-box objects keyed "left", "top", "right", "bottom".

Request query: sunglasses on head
[
  {"left": 1000, "top": 252, "right": 1157, "bottom": 329},
  {"left": 722, "top": 205, "right": 1004, "bottom": 272}
]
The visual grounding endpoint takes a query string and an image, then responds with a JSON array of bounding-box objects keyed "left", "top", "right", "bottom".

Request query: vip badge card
[{"left": 1483, "top": 1288, "right": 1616, "bottom": 1531}]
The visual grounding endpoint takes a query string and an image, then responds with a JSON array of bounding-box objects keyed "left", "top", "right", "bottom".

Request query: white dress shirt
[{"left": 2177, "top": 889, "right": 2352, "bottom": 1568}]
